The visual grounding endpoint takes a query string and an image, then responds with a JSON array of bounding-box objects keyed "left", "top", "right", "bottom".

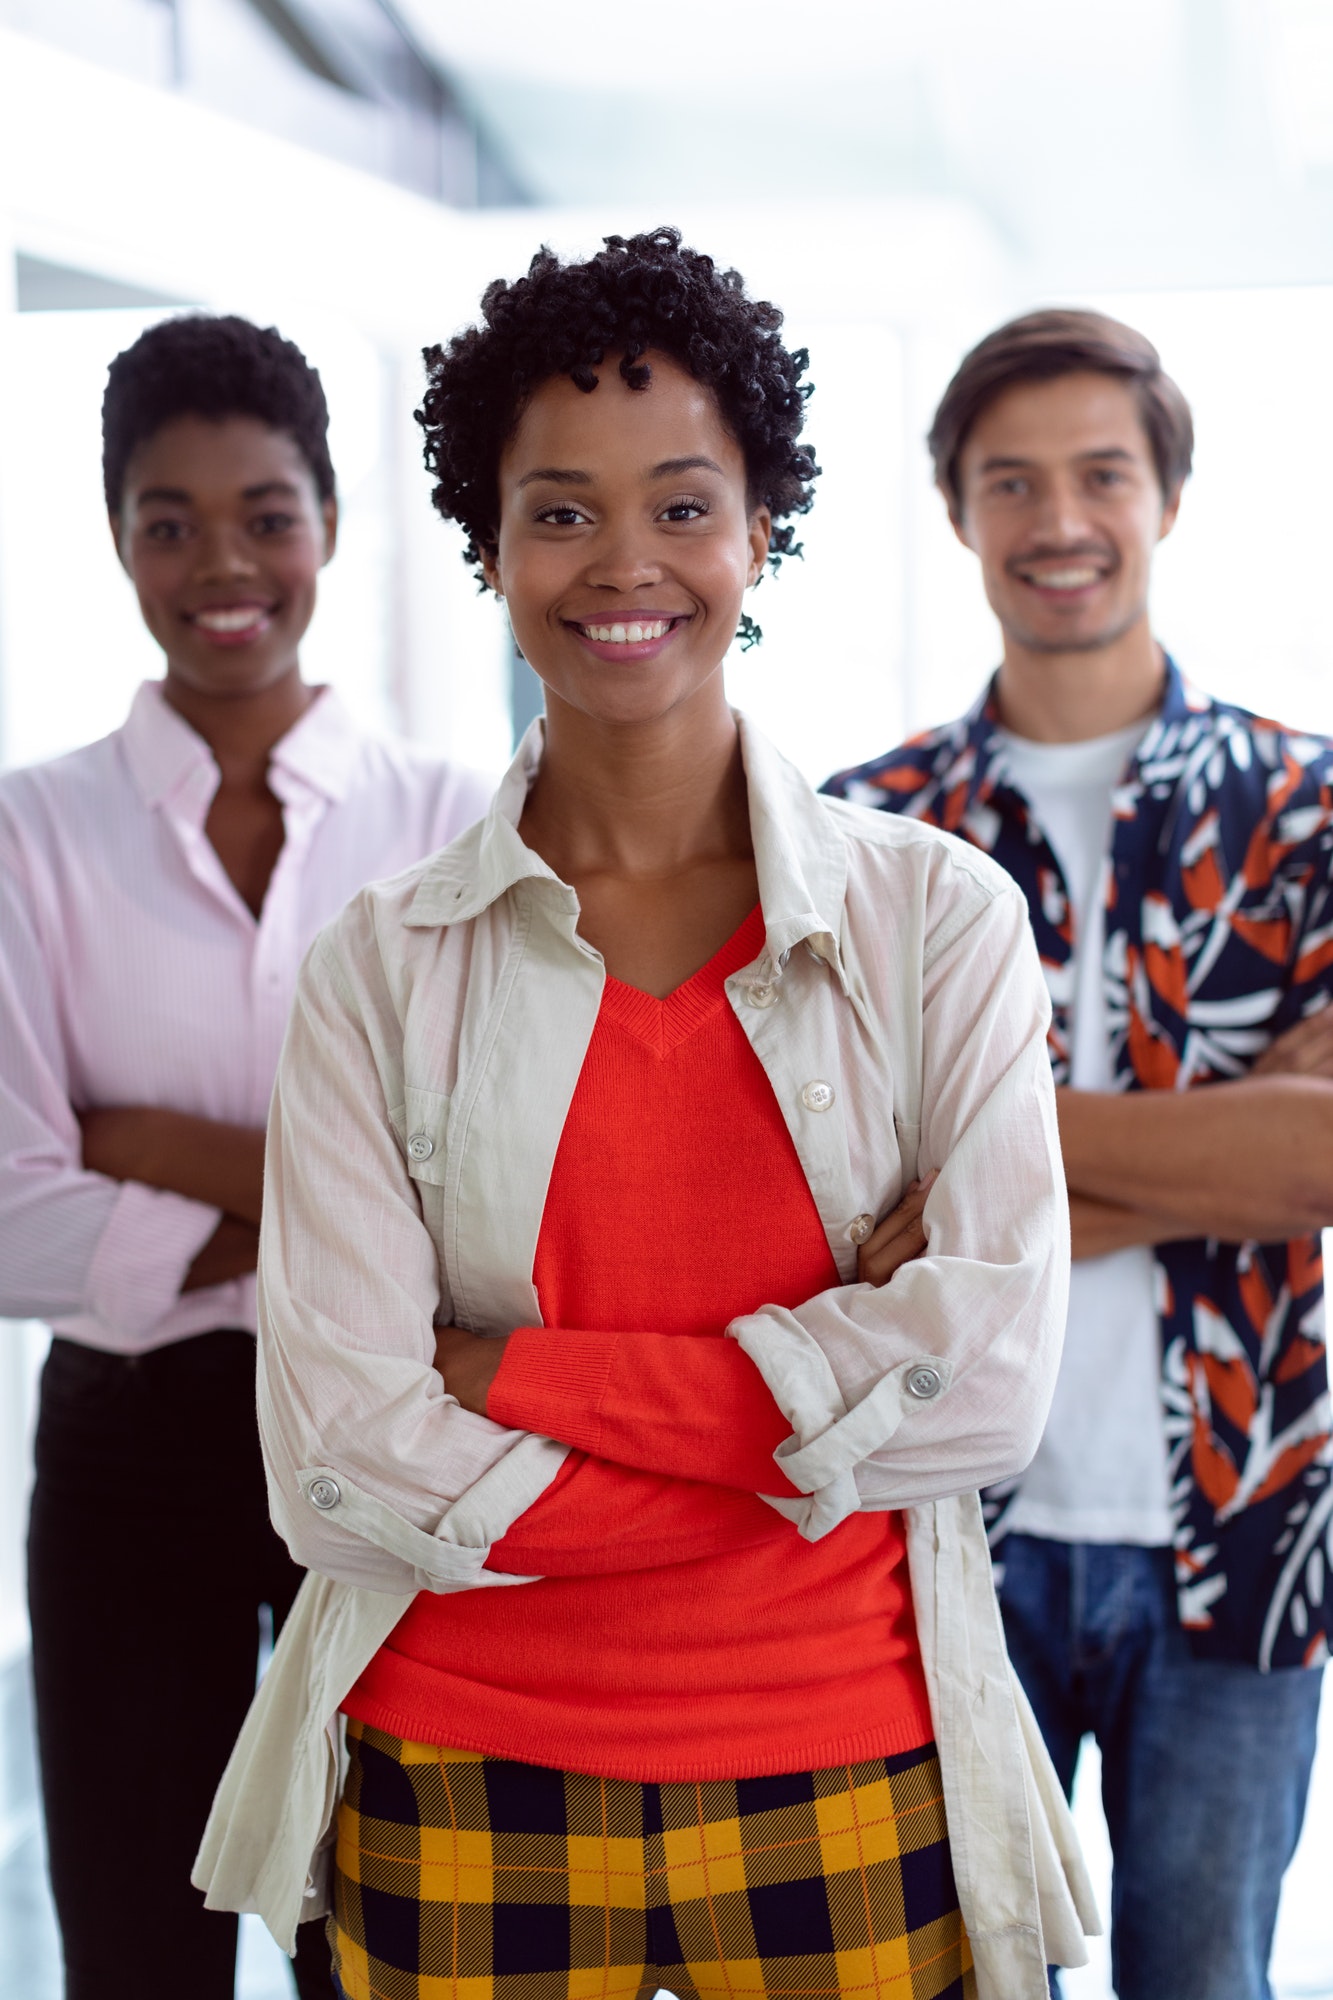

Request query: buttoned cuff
[
  {"left": 86, "top": 1181, "right": 222, "bottom": 1337},
  {"left": 294, "top": 1432, "right": 571, "bottom": 1592},
  {"left": 728, "top": 1306, "right": 952, "bottom": 1501}
]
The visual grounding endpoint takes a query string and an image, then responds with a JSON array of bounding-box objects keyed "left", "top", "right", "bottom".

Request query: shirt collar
[
  {"left": 405, "top": 712, "right": 850, "bottom": 988},
  {"left": 957, "top": 652, "right": 1199, "bottom": 818},
  {"left": 266, "top": 686, "right": 362, "bottom": 805},
  {"left": 119, "top": 679, "right": 362, "bottom": 812}
]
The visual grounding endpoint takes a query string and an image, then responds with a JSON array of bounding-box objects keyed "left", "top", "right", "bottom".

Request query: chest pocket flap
[{"left": 398, "top": 1085, "right": 451, "bottom": 1189}]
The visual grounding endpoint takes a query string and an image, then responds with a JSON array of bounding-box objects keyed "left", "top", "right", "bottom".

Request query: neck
[
  {"left": 520, "top": 682, "right": 751, "bottom": 880},
  {"left": 161, "top": 664, "right": 314, "bottom": 786},
  {"left": 995, "top": 616, "right": 1165, "bottom": 744}
]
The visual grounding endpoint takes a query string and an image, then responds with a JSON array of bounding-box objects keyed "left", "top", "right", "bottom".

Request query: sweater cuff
[{"left": 487, "top": 1328, "right": 618, "bottom": 1453}]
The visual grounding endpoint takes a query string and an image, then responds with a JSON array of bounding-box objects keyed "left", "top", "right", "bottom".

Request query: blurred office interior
[{"left": 0, "top": 2, "right": 1330, "bottom": 1994}]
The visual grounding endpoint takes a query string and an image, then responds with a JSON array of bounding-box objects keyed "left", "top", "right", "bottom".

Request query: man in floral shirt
[{"left": 824, "top": 309, "right": 1330, "bottom": 2000}]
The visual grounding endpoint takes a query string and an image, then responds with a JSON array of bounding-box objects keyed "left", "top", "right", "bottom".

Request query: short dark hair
[
  {"left": 415, "top": 226, "right": 820, "bottom": 583},
  {"left": 929, "top": 308, "right": 1193, "bottom": 515},
  {"left": 102, "top": 313, "right": 336, "bottom": 511}
]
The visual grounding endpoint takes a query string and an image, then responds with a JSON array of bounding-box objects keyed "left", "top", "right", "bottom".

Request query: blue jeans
[{"left": 997, "top": 1534, "right": 1323, "bottom": 2000}]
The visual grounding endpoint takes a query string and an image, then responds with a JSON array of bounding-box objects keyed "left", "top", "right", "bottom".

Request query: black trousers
[{"left": 27, "top": 1328, "right": 336, "bottom": 2000}]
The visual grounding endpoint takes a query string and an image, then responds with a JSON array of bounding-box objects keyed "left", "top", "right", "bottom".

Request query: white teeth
[
  {"left": 1026, "top": 568, "right": 1100, "bottom": 589},
  {"left": 582, "top": 619, "right": 671, "bottom": 644},
  {"left": 194, "top": 607, "right": 268, "bottom": 631}
]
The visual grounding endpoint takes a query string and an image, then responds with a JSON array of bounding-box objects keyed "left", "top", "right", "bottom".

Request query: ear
[
  {"left": 320, "top": 495, "right": 339, "bottom": 565},
  {"left": 108, "top": 511, "right": 130, "bottom": 575},
  {"left": 941, "top": 481, "right": 974, "bottom": 552},
  {"left": 480, "top": 546, "right": 503, "bottom": 597},
  {"left": 1157, "top": 483, "right": 1183, "bottom": 544},
  {"left": 746, "top": 506, "right": 772, "bottom": 587}
]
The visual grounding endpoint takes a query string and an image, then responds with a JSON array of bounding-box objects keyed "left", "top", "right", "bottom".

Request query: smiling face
[
  {"left": 952, "top": 370, "right": 1179, "bottom": 659},
  {"left": 113, "top": 414, "right": 336, "bottom": 699},
  {"left": 482, "top": 353, "right": 771, "bottom": 730}
]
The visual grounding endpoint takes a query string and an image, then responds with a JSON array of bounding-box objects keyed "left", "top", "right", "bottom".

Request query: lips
[
  {"left": 1019, "top": 566, "right": 1104, "bottom": 590},
  {"left": 578, "top": 618, "right": 673, "bottom": 644},
  {"left": 565, "top": 611, "right": 691, "bottom": 662},
  {"left": 186, "top": 602, "right": 276, "bottom": 645},
  {"left": 1011, "top": 553, "right": 1114, "bottom": 595}
]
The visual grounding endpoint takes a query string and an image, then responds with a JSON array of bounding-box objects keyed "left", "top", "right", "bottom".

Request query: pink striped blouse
[{"left": 0, "top": 679, "right": 493, "bottom": 1354}]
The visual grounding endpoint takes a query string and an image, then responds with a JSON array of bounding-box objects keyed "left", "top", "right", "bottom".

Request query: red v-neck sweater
[{"left": 344, "top": 907, "right": 933, "bottom": 1779}]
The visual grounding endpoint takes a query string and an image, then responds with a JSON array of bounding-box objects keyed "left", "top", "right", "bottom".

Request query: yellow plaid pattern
[{"left": 330, "top": 1723, "right": 974, "bottom": 2000}]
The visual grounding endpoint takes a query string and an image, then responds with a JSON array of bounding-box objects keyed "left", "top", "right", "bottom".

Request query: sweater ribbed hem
[{"left": 340, "top": 1688, "right": 935, "bottom": 1784}]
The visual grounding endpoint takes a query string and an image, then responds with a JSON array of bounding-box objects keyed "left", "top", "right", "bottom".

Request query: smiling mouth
[
  {"left": 1013, "top": 563, "right": 1110, "bottom": 592},
  {"left": 187, "top": 604, "right": 276, "bottom": 638},
  {"left": 569, "top": 615, "right": 687, "bottom": 645}
]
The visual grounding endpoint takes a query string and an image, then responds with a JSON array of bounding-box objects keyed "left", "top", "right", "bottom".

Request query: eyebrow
[
  {"left": 516, "top": 454, "right": 725, "bottom": 490},
  {"left": 134, "top": 479, "right": 303, "bottom": 506},
  {"left": 978, "top": 446, "right": 1137, "bottom": 473}
]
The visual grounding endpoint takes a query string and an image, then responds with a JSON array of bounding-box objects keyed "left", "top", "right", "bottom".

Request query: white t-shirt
[{"left": 996, "top": 720, "right": 1174, "bottom": 1546}]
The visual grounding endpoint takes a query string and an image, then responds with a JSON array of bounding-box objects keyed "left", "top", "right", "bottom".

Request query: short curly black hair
[
  {"left": 416, "top": 228, "right": 819, "bottom": 585},
  {"left": 102, "top": 313, "right": 336, "bottom": 512}
]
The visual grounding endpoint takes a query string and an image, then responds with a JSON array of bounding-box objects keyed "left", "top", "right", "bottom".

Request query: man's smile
[{"left": 1010, "top": 552, "right": 1115, "bottom": 597}]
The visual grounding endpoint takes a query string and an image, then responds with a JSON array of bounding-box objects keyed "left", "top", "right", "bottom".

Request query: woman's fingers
[
  {"left": 432, "top": 1323, "right": 508, "bottom": 1414},
  {"left": 857, "top": 1172, "right": 938, "bottom": 1287}
]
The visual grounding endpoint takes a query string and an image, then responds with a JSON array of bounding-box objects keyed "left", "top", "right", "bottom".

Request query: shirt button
[
  {"left": 906, "top": 1365, "right": 943, "bottom": 1401},
  {"left": 801, "top": 1080, "right": 835, "bottom": 1113},
  {"left": 308, "top": 1477, "right": 341, "bottom": 1510},
  {"left": 746, "top": 981, "right": 779, "bottom": 1009},
  {"left": 407, "top": 1132, "right": 434, "bottom": 1162},
  {"left": 848, "top": 1213, "right": 875, "bottom": 1245}
]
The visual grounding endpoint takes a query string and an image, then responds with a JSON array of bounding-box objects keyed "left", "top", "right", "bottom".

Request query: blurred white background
[{"left": 0, "top": 3, "right": 1331, "bottom": 1995}]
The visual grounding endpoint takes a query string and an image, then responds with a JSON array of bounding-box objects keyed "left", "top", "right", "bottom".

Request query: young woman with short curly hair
[
  {"left": 0, "top": 312, "right": 491, "bottom": 2000},
  {"left": 199, "top": 231, "right": 1095, "bottom": 2000}
]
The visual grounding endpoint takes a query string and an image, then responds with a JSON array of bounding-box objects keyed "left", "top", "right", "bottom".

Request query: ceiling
[{"left": 395, "top": 0, "right": 1333, "bottom": 292}]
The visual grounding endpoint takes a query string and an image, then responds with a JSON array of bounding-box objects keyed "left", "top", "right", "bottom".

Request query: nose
[
  {"left": 1034, "top": 473, "right": 1095, "bottom": 546},
  {"left": 193, "top": 523, "right": 259, "bottom": 582},
  {"left": 583, "top": 517, "right": 664, "bottom": 593}
]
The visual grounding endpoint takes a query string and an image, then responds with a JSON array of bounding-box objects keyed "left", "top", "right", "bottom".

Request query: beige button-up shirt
[{"left": 196, "top": 716, "right": 1098, "bottom": 1994}]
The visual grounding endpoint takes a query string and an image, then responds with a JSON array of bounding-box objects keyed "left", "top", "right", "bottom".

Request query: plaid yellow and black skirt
[{"left": 330, "top": 1720, "right": 975, "bottom": 2000}]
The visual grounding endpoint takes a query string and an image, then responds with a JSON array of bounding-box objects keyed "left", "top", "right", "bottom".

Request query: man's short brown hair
[{"left": 929, "top": 308, "right": 1194, "bottom": 517}]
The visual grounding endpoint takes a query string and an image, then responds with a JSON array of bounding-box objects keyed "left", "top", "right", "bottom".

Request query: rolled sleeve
[
  {"left": 729, "top": 878, "right": 1069, "bottom": 1537},
  {"left": 84, "top": 1180, "right": 222, "bottom": 1339},
  {"left": 258, "top": 919, "right": 568, "bottom": 1593},
  {"left": 0, "top": 823, "right": 219, "bottom": 1339}
]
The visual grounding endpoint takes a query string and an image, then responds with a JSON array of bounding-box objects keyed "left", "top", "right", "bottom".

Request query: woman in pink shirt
[{"left": 0, "top": 314, "right": 491, "bottom": 2000}]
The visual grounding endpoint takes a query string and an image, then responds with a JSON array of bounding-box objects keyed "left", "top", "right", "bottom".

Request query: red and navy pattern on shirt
[{"left": 822, "top": 660, "right": 1333, "bottom": 1671}]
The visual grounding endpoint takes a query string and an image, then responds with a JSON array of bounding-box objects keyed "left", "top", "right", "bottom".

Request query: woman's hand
[
  {"left": 78, "top": 1106, "right": 171, "bottom": 1185},
  {"left": 433, "top": 1324, "right": 509, "bottom": 1415},
  {"left": 180, "top": 1216, "right": 260, "bottom": 1292},
  {"left": 857, "top": 1174, "right": 938, "bottom": 1287},
  {"left": 77, "top": 1106, "right": 266, "bottom": 1224}
]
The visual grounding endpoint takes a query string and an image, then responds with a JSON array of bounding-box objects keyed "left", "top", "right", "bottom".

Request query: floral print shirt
[{"left": 823, "top": 660, "right": 1333, "bottom": 1669}]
